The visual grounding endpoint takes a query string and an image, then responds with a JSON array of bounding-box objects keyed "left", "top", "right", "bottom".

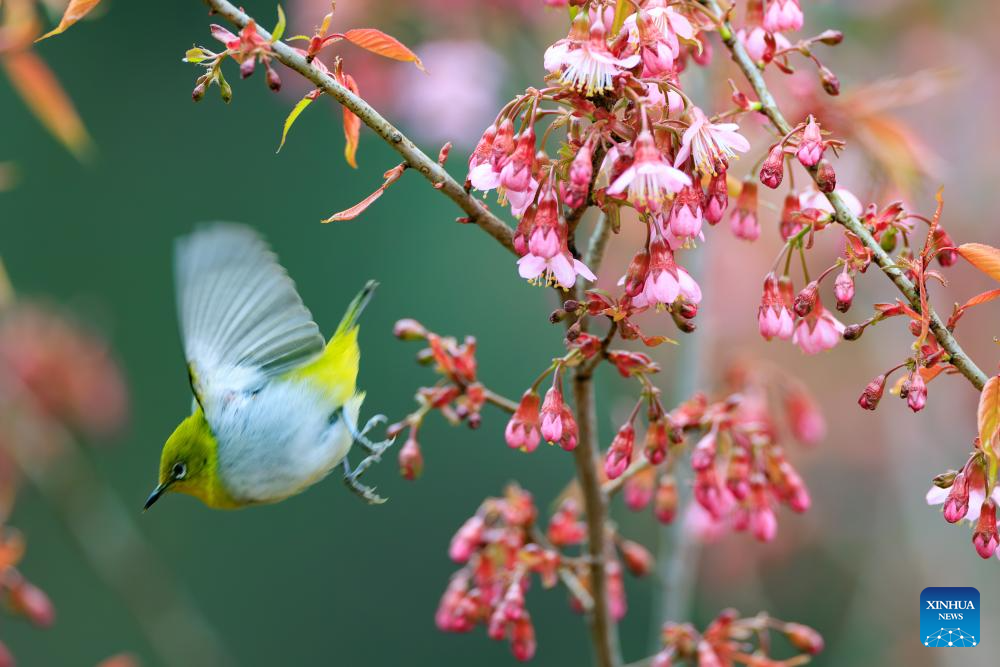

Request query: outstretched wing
[{"left": 175, "top": 223, "right": 325, "bottom": 409}]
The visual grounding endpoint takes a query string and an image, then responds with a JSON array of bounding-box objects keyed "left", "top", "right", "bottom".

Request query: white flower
[
  {"left": 675, "top": 108, "right": 750, "bottom": 176},
  {"left": 517, "top": 252, "right": 596, "bottom": 289}
]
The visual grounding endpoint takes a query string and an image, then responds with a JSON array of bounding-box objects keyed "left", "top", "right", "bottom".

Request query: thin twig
[
  {"left": 704, "top": 0, "right": 988, "bottom": 391},
  {"left": 203, "top": 0, "right": 515, "bottom": 255},
  {"left": 483, "top": 388, "right": 519, "bottom": 414}
]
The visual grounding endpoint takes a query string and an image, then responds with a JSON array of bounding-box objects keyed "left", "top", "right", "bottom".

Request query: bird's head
[{"left": 145, "top": 409, "right": 228, "bottom": 510}]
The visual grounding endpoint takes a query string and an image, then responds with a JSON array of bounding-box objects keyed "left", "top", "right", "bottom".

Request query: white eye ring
[{"left": 172, "top": 462, "right": 187, "bottom": 480}]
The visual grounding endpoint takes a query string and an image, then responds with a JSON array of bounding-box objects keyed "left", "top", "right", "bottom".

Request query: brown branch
[
  {"left": 203, "top": 0, "right": 515, "bottom": 255},
  {"left": 572, "top": 370, "right": 623, "bottom": 667},
  {"left": 705, "top": 0, "right": 988, "bottom": 391}
]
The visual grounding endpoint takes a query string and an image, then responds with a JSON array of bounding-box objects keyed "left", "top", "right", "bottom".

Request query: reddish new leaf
[
  {"left": 36, "top": 0, "right": 102, "bottom": 41},
  {"left": 343, "top": 28, "right": 425, "bottom": 71},
  {"left": 2, "top": 51, "right": 92, "bottom": 159},
  {"left": 960, "top": 288, "right": 1000, "bottom": 312},
  {"left": 957, "top": 243, "right": 1000, "bottom": 283},
  {"left": 323, "top": 164, "right": 406, "bottom": 222},
  {"left": 979, "top": 376, "right": 1000, "bottom": 455},
  {"left": 334, "top": 61, "right": 361, "bottom": 168}
]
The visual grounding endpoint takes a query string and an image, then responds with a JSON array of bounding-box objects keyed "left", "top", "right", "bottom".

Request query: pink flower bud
[
  {"left": 785, "top": 623, "right": 825, "bottom": 655},
  {"left": 540, "top": 384, "right": 567, "bottom": 443},
  {"left": 785, "top": 388, "right": 825, "bottom": 444},
  {"left": 729, "top": 181, "right": 759, "bottom": 241},
  {"left": 399, "top": 431, "right": 424, "bottom": 480},
  {"left": 654, "top": 475, "right": 678, "bottom": 524},
  {"left": 704, "top": 170, "right": 729, "bottom": 224},
  {"left": 834, "top": 270, "right": 854, "bottom": 312},
  {"left": 816, "top": 159, "right": 837, "bottom": 193},
  {"left": 857, "top": 374, "right": 886, "bottom": 410},
  {"left": 448, "top": 515, "right": 484, "bottom": 563},
  {"left": 759, "top": 144, "right": 785, "bottom": 189},
  {"left": 619, "top": 539, "right": 653, "bottom": 577},
  {"left": 933, "top": 228, "right": 958, "bottom": 267},
  {"left": 943, "top": 473, "right": 970, "bottom": 523},
  {"left": 793, "top": 281, "right": 819, "bottom": 317},
  {"left": 690, "top": 432, "right": 716, "bottom": 471},
  {"left": 606, "top": 560, "right": 627, "bottom": 620},
  {"left": 973, "top": 499, "right": 1000, "bottom": 559},
  {"left": 604, "top": 423, "right": 636, "bottom": 480},
  {"left": 510, "top": 615, "right": 536, "bottom": 661},
  {"left": 8, "top": 578, "right": 55, "bottom": 628},
  {"left": 505, "top": 391, "right": 542, "bottom": 452},
  {"left": 393, "top": 318, "right": 427, "bottom": 340},
  {"left": 623, "top": 465, "right": 655, "bottom": 511},
  {"left": 906, "top": 371, "right": 927, "bottom": 413},
  {"left": 750, "top": 480, "right": 778, "bottom": 542},
  {"left": 644, "top": 418, "right": 669, "bottom": 464},
  {"left": 796, "top": 116, "right": 824, "bottom": 167}
]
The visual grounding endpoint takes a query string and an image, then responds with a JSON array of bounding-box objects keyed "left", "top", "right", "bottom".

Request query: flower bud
[
  {"left": 393, "top": 318, "right": 427, "bottom": 340},
  {"left": 819, "top": 66, "right": 840, "bottom": 95},
  {"left": 8, "top": 578, "right": 55, "bottom": 628},
  {"left": 399, "top": 431, "right": 424, "bottom": 480},
  {"left": 266, "top": 64, "right": 281, "bottom": 91},
  {"left": 505, "top": 391, "right": 541, "bottom": 452},
  {"left": 219, "top": 78, "right": 233, "bottom": 103},
  {"left": 796, "top": 116, "right": 824, "bottom": 168},
  {"left": 906, "top": 371, "right": 927, "bottom": 412},
  {"left": 624, "top": 465, "right": 655, "bottom": 511},
  {"left": 759, "top": 144, "right": 785, "bottom": 189},
  {"left": 834, "top": 271, "right": 854, "bottom": 312},
  {"left": 448, "top": 515, "right": 484, "bottom": 563},
  {"left": 857, "top": 374, "right": 886, "bottom": 410},
  {"left": 943, "top": 472, "right": 970, "bottom": 523},
  {"left": 843, "top": 323, "right": 864, "bottom": 341},
  {"left": 817, "top": 29, "right": 844, "bottom": 45},
  {"left": 785, "top": 623, "right": 825, "bottom": 654},
  {"left": 604, "top": 423, "right": 636, "bottom": 480},
  {"left": 704, "top": 170, "right": 729, "bottom": 224},
  {"left": 624, "top": 247, "right": 651, "bottom": 297},
  {"left": 192, "top": 81, "right": 207, "bottom": 102},
  {"left": 973, "top": 499, "right": 1000, "bottom": 559},
  {"left": 933, "top": 228, "right": 958, "bottom": 267},
  {"left": 510, "top": 615, "right": 536, "bottom": 661},
  {"left": 619, "top": 539, "right": 653, "bottom": 577},
  {"left": 654, "top": 475, "right": 678, "bottom": 524},
  {"left": 793, "top": 281, "right": 819, "bottom": 317},
  {"left": 816, "top": 159, "right": 837, "bottom": 193}
]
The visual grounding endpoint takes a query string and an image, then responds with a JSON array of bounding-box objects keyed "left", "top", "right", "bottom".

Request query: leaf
[
  {"left": 334, "top": 61, "right": 361, "bottom": 168},
  {"left": 36, "top": 0, "right": 102, "bottom": 42},
  {"left": 276, "top": 91, "right": 318, "bottom": 152},
  {"left": 2, "top": 51, "right": 92, "bottom": 159},
  {"left": 323, "top": 164, "right": 405, "bottom": 222},
  {"left": 271, "top": 5, "right": 287, "bottom": 43},
  {"left": 957, "top": 243, "right": 1000, "bottom": 282},
  {"left": 342, "top": 28, "right": 425, "bottom": 71},
  {"left": 184, "top": 47, "right": 210, "bottom": 64},
  {"left": 960, "top": 288, "right": 1000, "bottom": 312},
  {"left": 979, "top": 376, "right": 1000, "bottom": 457}
]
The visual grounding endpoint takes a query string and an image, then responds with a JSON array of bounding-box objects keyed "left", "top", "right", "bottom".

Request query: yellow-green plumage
[{"left": 146, "top": 223, "right": 376, "bottom": 511}]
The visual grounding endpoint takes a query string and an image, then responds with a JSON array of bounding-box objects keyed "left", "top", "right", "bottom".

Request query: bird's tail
[
  {"left": 289, "top": 280, "right": 377, "bottom": 405},
  {"left": 334, "top": 280, "right": 378, "bottom": 337}
]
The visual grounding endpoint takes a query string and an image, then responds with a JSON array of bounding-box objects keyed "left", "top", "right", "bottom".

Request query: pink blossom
[
  {"left": 505, "top": 391, "right": 541, "bottom": 452},
  {"left": 792, "top": 301, "right": 845, "bottom": 354},
  {"left": 629, "top": 234, "right": 702, "bottom": 308},
  {"left": 796, "top": 116, "right": 824, "bottom": 167},
  {"left": 517, "top": 251, "right": 596, "bottom": 289},
  {"left": 927, "top": 463, "right": 996, "bottom": 524},
  {"left": 667, "top": 185, "right": 704, "bottom": 242},
  {"left": 551, "top": 21, "right": 640, "bottom": 97},
  {"left": 675, "top": 108, "right": 750, "bottom": 176},
  {"left": 737, "top": 27, "right": 791, "bottom": 64},
  {"left": 607, "top": 131, "right": 691, "bottom": 212},
  {"left": 764, "top": 0, "right": 804, "bottom": 33}
]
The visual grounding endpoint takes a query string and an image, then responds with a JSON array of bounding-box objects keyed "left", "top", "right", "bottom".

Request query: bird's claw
[
  {"left": 342, "top": 456, "right": 387, "bottom": 505},
  {"left": 348, "top": 412, "right": 396, "bottom": 455}
]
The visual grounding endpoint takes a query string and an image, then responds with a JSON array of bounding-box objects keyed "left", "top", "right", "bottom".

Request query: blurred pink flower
[{"left": 392, "top": 40, "right": 507, "bottom": 148}]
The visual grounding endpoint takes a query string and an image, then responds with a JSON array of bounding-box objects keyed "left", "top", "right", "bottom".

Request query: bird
[{"left": 144, "top": 223, "right": 391, "bottom": 511}]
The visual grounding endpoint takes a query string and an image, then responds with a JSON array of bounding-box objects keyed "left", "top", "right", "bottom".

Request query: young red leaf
[
  {"left": 334, "top": 60, "right": 361, "bottom": 168},
  {"left": 36, "top": 0, "right": 102, "bottom": 42},
  {"left": 1, "top": 51, "right": 92, "bottom": 159},
  {"left": 957, "top": 243, "right": 1000, "bottom": 282},
  {"left": 276, "top": 90, "right": 320, "bottom": 152},
  {"left": 342, "top": 28, "right": 425, "bottom": 71},
  {"left": 979, "top": 376, "right": 1000, "bottom": 455},
  {"left": 323, "top": 164, "right": 406, "bottom": 222}
]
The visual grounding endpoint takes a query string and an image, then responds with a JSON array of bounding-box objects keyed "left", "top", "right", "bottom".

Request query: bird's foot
[
  {"left": 342, "top": 456, "right": 387, "bottom": 505},
  {"left": 346, "top": 412, "right": 395, "bottom": 456}
]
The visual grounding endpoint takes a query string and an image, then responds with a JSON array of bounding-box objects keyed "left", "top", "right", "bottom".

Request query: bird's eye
[{"left": 172, "top": 462, "right": 187, "bottom": 480}]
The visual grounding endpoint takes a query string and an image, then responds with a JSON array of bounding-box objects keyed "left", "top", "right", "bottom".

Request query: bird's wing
[{"left": 175, "top": 223, "right": 325, "bottom": 410}]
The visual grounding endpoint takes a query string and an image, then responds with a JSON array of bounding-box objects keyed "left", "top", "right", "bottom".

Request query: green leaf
[
  {"left": 276, "top": 93, "right": 316, "bottom": 152},
  {"left": 271, "top": 5, "right": 286, "bottom": 43},
  {"left": 611, "top": 0, "right": 631, "bottom": 35}
]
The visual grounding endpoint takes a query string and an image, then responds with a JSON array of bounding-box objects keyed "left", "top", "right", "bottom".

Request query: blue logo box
[{"left": 921, "top": 587, "right": 980, "bottom": 647}]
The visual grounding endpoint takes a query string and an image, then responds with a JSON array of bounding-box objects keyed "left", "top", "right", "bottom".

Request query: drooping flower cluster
[
  {"left": 651, "top": 608, "right": 823, "bottom": 667},
  {"left": 610, "top": 363, "right": 820, "bottom": 544},
  {"left": 437, "top": 483, "right": 648, "bottom": 661},
  {"left": 466, "top": 2, "right": 755, "bottom": 295}
]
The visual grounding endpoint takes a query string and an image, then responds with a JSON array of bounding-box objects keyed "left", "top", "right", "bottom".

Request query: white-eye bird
[{"left": 144, "top": 223, "right": 391, "bottom": 511}]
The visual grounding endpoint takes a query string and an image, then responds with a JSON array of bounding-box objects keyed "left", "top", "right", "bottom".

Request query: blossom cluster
[
  {"left": 436, "top": 483, "right": 649, "bottom": 661},
  {"left": 651, "top": 608, "right": 823, "bottom": 667}
]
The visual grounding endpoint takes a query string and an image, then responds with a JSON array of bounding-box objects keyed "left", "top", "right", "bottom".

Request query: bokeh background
[{"left": 1, "top": 0, "right": 999, "bottom": 665}]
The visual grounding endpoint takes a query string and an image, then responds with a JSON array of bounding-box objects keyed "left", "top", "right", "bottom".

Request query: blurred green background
[{"left": 2, "top": 0, "right": 999, "bottom": 665}]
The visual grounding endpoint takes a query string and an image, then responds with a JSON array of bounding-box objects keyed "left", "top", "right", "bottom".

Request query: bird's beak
[{"left": 143, "top": 482, "right": 170, "bottom": 511}]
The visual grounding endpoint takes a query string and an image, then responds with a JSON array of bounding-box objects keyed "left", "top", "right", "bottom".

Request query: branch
[
  {"left": 572, "top": 370, "right": 623, "bottom": 667},
  {"left": 203, "top": 0, "right": 515, "bottom": 255},
  {"left": 705, "top": 0, "right": 988, "bottom": 392}
]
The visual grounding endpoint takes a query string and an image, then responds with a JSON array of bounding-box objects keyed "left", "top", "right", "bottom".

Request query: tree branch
[
  {"left": 202, "top": 0, "right": 515, "bottom": 255},
  {"left": 704, "top": 0, "right": 988, "bottom": 391},
  {"left": 572, "top": 370, "right": 623, "bottom": 667}
]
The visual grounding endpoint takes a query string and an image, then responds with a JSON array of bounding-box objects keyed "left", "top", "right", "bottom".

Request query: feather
[{"left": 175, "top": 223, "right": 325, "bottom": 409}]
